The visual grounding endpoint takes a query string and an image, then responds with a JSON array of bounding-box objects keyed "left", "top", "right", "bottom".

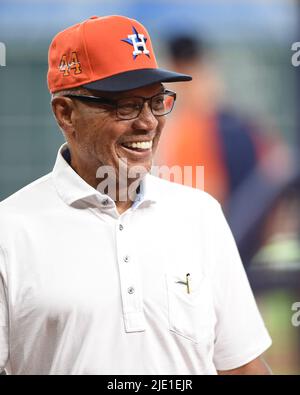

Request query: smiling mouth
[{"left": 121, "top": 140, "right": 153, "bottom": 152}]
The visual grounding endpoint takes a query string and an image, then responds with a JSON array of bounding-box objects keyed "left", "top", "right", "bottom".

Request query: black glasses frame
[{"left": 64, "top": 89, "right": 177, "bottom": 120}]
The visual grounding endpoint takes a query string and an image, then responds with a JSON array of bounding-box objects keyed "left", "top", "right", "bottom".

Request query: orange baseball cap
[{"left": 47, "top": 15, "right": 192, "bottom": 93}]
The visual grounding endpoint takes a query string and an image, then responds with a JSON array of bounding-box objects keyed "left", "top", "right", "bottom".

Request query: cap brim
[{"left": 82, "top": 68, "right": 192, "bottom": 92}]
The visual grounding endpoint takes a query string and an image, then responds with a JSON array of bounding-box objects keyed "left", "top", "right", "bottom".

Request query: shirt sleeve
[
  {"left": 210, "top": 203, "right": 272, "bottom": 371},
  {"left": 0, "top": 246, "right": 9, "bottom": 372}
]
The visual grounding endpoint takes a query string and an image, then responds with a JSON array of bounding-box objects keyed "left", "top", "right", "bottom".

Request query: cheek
[
  {"left": 92, "top": 120, "right": 126, "bottom": 163},
  {"left": 75, "top": 115, "right": 116, "bottom": 152},
  {"left": 153, "top": 118, "right": 166, "bottom": 150},
  {"left": 74, "top": 114, "right": 99, "bottom": 145}
]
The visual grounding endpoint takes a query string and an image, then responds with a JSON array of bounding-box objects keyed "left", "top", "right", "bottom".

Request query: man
[{"left": 0, "top": 15, "right": 271, "bottom": 375}]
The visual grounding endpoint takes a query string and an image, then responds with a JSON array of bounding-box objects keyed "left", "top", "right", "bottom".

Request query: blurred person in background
[{"left": 155, "top": 34, "right": 259, "bottom": 203}]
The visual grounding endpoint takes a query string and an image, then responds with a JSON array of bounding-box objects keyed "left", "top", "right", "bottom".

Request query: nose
[{"left": 132, "top": 101, "right": 158, "bottom": 131}]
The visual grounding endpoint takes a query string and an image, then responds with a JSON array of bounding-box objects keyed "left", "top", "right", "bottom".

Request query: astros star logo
[{"left": 121, "top": 26, "right": 150, "bottom": 60}]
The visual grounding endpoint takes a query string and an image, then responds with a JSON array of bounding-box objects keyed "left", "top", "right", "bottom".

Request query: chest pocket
[{"left": 166, "top": 273, "right": 215, "bottom": 344}]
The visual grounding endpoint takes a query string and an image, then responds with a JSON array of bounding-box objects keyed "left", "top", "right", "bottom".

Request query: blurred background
[{"left": 0, "top": 0, "right": 299, "bottom": 374}]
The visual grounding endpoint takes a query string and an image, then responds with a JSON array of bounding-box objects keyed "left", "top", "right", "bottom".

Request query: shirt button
[
  {"left": 102, "top": 198, "right": 109, "bottom": 206},
  {"left": 123, "top": 255, "right": 129, "bottom": 263},
  {"left": 119, "top": 224, "right": 124, "bottom": 231},
  {"left": 127, "top": 287, "right": 135, "bottom": 294}
]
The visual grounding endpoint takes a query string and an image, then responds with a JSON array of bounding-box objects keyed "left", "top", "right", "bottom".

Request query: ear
[{"left": 51, "top": 96, "right": 76, "bottom": 137}]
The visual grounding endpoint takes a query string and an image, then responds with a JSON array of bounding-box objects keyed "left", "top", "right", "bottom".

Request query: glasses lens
[
  {"left": 117, "top": 98, "right": 142, "bottom": 119},
  {"left": 116, "top": 92, "right": 176, "bottom": 120},
  {"left": 152, "top": 93, "right": 174, "bottom": 116}
]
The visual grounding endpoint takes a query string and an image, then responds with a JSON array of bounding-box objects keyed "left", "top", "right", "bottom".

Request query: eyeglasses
[{"left": 64, "top": 90, "right": 176, "bottom": 120}]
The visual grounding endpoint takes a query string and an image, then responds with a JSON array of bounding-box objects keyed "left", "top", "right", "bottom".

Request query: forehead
[{"left": 88, "top": 83, "right": 164, "bottom": 99}]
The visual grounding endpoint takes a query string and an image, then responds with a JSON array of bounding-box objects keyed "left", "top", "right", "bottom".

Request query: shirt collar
[{"left": 52, "top": 143, "right": 158, "bottom": 208}]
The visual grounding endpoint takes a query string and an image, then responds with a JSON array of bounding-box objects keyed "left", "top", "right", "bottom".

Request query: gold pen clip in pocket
[
  {"left": 167, "top": 272, "right": 215, "bottom": 344},
  {"left": 176, "top": 273, "right": 191, "bottom": 294}
]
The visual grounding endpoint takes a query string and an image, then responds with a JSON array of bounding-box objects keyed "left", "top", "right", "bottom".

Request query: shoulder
[
  {"left": 0, "top": 174, "right": 54, "bottom": 235},
  {"left": 0, "top": 173, "right": 53, "bottom": 212}
]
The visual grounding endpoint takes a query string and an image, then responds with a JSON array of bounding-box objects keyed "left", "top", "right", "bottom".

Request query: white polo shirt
[{"left": 0, "top": 144, "right": 271, "bottom": 375}]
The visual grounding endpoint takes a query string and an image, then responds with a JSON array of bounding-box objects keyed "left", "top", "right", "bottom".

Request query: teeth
[{"left": 124, "top": 141, "right": 153, "bottom": 150}]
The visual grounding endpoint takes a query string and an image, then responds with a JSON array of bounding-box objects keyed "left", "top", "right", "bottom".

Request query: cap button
[{"left": 89, "top": 16, "right": 98, "bottom": 19}]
